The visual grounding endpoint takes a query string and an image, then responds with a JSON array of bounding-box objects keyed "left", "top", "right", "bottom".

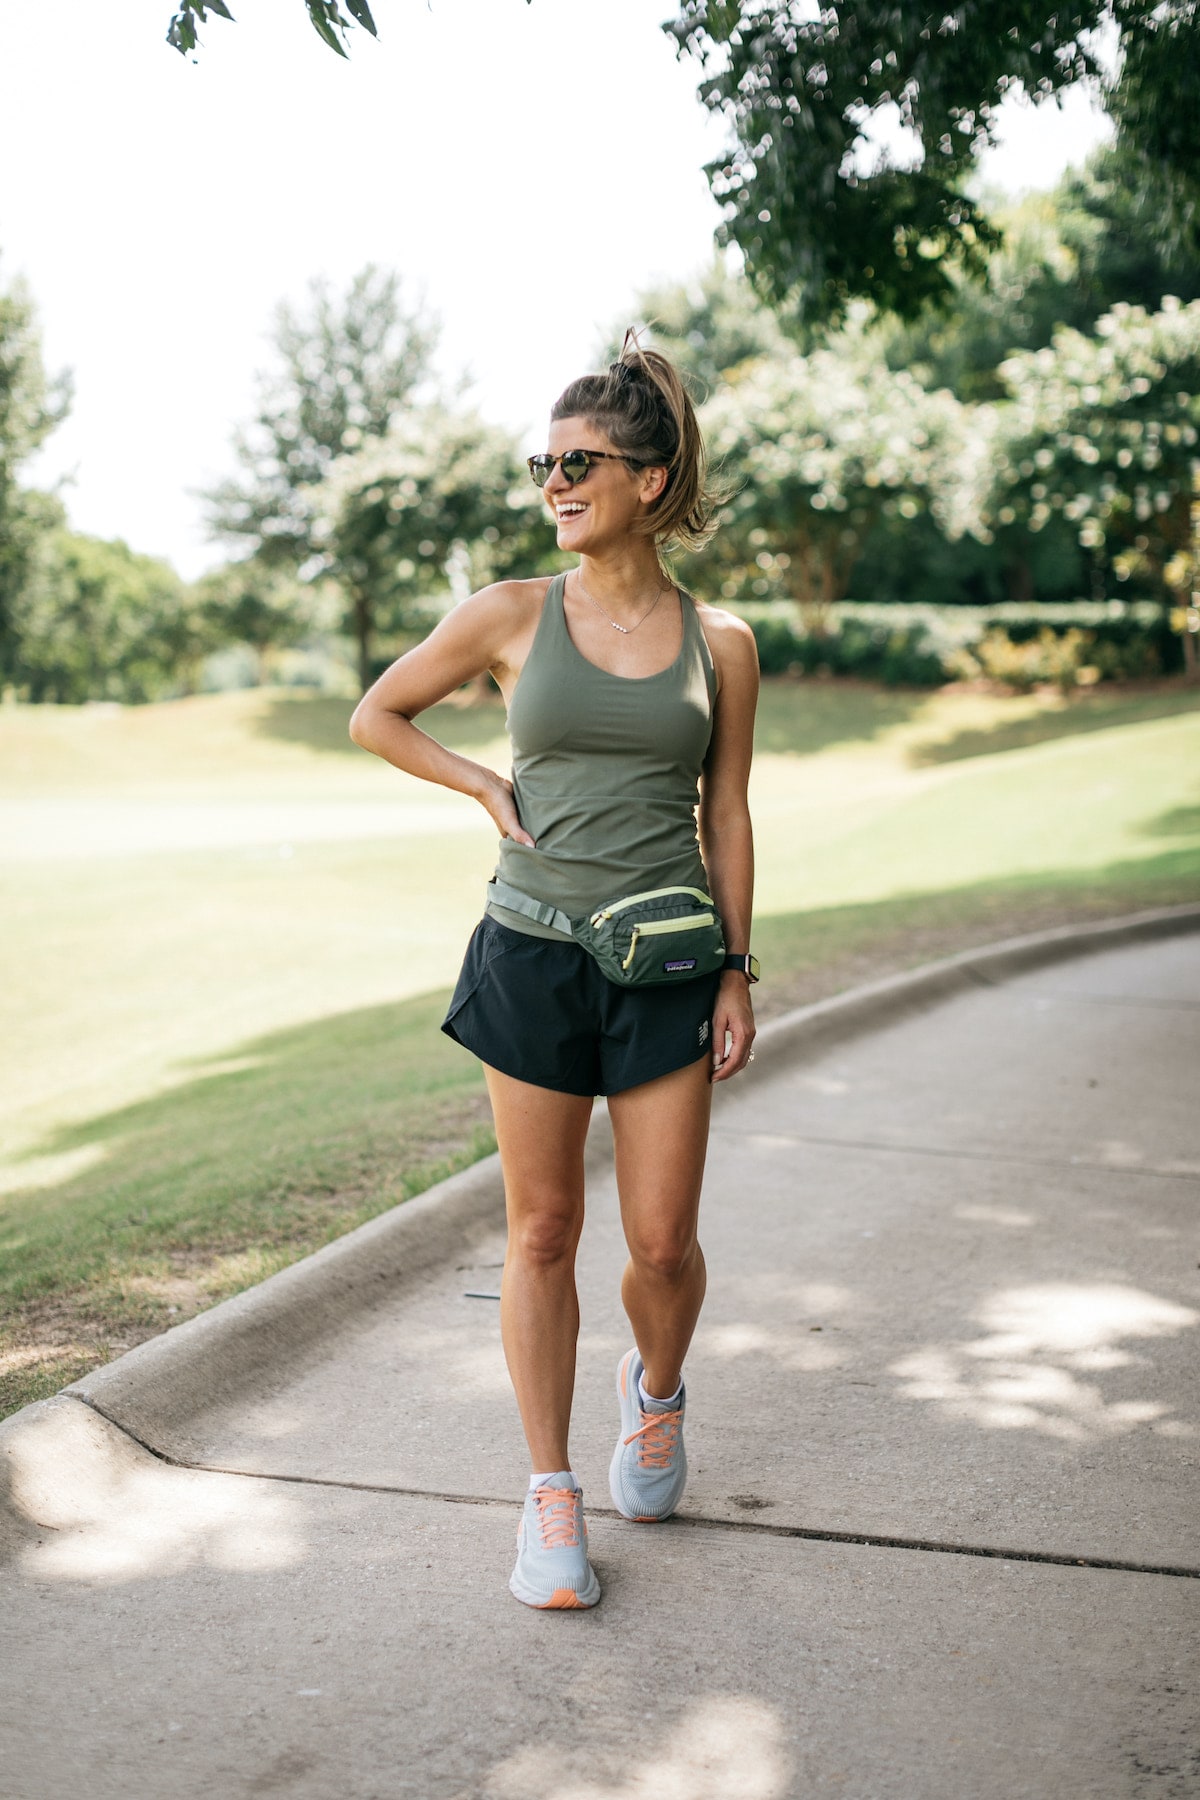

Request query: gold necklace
[{"left": 573, "top": 569, "right": 670, "bottom": 635}]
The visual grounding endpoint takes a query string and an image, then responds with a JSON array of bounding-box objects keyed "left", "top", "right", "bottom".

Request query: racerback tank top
[{"left": 488, "top": 571, "right": 718, "bottom": 941}]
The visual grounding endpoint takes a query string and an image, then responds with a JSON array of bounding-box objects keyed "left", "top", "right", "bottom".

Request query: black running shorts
[{"left": 441, "top": 915, "right": 722, "bottom": 1097}]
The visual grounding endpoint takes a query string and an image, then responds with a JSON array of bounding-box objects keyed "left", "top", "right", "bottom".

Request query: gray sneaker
[
  {"left": 508, "top": 1477, "right": 601, "bottom": 1609},
  {"left": 608, "top": 1349, "right": 687, "bottom": 1522}
]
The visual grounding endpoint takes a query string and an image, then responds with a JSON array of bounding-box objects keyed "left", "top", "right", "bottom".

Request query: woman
[{"left": 349, "top": 340, "right": 758, "bottom": 1609}]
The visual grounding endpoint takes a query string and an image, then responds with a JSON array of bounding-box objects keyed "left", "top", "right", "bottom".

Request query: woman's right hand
[{"left": 477, "top": 770, "right": 536, "bottom": 848}]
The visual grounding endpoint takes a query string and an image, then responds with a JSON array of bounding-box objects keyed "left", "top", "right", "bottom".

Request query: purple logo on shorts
[{"left": 663, "top": 958, "right": 698, "bottom": 973}]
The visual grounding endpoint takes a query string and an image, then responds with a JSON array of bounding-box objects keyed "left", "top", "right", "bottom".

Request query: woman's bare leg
[
  {"left": 484, "top": 1065, "right": 594, "bottom": 1474},
  {"left": 607, "top": 1054, "right": 713, "bottom": 1399}
]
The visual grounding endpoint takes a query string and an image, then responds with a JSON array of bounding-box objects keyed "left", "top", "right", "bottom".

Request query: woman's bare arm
[
  {"left": 698, "top": 608, "right": 760, "bottom": 1082},
  {"left": 349, "top": 580, "right": 543, "bottom": 847}
]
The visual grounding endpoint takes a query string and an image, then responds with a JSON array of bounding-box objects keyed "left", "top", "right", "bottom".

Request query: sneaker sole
[{"left": 509, "top": 1573, "right": 601, "bottom": 1609}]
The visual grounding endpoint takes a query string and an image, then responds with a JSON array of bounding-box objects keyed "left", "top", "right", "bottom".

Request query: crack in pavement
[{"left": 69, "top": 1395, "right": 1200, "bottom": 1585}]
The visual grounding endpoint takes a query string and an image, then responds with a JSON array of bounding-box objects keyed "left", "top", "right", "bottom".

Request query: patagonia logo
[
  {"left": 698, "top": 1019, "right": 710, "bottom": 1047},
  {"left": 664, "top": 958, "right": 698, "bottom": 974}
]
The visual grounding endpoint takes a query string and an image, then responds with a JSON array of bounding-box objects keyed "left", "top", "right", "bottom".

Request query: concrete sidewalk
[{"left": 3, "top": 918, "right": 1198, "bottom": 1799}]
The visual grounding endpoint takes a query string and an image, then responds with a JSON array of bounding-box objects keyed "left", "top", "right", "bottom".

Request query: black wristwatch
[{"left": 723, "top": 953, "right": 760, "bottom": 984}]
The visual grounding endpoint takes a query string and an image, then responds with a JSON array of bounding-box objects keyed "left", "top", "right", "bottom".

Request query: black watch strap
[{"left": 723, "top": 953, "right": 760, "bottom": 984}]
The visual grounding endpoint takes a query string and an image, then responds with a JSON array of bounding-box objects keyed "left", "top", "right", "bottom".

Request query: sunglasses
[{"left": 527, "top": 449, "right": 644, "bottom": 488}]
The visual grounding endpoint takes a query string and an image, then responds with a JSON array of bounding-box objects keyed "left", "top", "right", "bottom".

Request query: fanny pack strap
[{"left": 488, "top": 877, "right": 574, "bottom": 938}]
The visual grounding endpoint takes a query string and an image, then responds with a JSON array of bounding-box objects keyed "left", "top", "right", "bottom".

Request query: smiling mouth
[{"left": 556, "top": 503, "right": 588, "bottom": 521}]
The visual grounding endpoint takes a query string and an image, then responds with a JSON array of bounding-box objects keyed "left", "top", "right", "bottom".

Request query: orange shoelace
[
  {"left": 624, "top": 1408, "right": 682, "bottom": 1470},
  {"left": 533, "top": 1486, "right": 583, "bottom": 1550}
]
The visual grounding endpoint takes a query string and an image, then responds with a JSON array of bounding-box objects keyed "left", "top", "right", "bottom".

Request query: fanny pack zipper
[
  {"left": 591, "top": 886, "right": 712, "bottom": 929},
  {"left": 621, "top": 912, "right": 716, "bottom": 972}
]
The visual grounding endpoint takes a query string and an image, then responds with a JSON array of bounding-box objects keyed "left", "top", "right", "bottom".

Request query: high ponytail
[{"left": 550, "top": 329, "right": 719, "bottom": 553}]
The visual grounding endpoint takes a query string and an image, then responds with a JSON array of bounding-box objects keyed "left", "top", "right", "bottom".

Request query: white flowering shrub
[
  {"left": 699, "top": 315, "right": 976, "bottom": 629},
  {"left": 991, "top": 300, "right": 1200, "bottom": 595}
]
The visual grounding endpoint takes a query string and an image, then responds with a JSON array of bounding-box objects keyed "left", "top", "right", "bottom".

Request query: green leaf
[
  {"left": 166, "top": 10, "right": 198, "bottom": 53},
  {"left": 166, "top": 2, "right": 235, "bottom": 56},
  {"left": 306, "top": 0, "right": 349, "bottom": 56},
  {"left": 345, "top": 0, "right": 378, "bottom": 38}
]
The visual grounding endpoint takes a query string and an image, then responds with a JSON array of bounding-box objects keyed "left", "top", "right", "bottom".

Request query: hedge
[{"left": 734, "top": 600, "right": 1180, "bottom": 688}]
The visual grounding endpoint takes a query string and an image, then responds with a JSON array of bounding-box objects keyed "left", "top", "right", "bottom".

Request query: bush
[
  {"left": 737, "top": 599, "right": 1176, "bottom": 687},
  {"left": 950, "top": 627, "right": 1099, "bottom": 691},
  {"left": 747, "top": 614, "right": 943, "bottom": 685}
]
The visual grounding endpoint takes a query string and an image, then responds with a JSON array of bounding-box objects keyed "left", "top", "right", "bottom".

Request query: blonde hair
[{"left": 550, "top": 330, "right": 718, "bottom": 553}]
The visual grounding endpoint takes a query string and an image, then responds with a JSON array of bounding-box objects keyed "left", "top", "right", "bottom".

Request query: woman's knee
[
  {"left": 627, "top": 1230, "right": 701, "bottom": 1285},
  {"left": 507, "top": 1197, "right": 583, "bottom": 1268}
]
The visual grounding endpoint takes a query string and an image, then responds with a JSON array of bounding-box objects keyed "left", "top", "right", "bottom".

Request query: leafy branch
[{"left": 166, "top": 0, "right": 379, "bottom": 59}]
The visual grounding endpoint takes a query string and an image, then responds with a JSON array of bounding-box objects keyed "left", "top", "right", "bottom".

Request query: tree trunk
[
  {"left": 1182, "top": 616, "right": 1199, "bottom": 683},
  {"left": 1007, "top": 557, "right": 1034, "bottom": 603},
  {"left": 791, "top": 534, "right": 834, "bottom": 638},
  {"left": 354, "top": 587, "right": 372, "bottom": 694}
]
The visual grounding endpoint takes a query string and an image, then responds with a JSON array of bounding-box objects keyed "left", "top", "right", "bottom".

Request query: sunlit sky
[{"left": 0, "top": 1, "right": 1111, "bottom": 578}]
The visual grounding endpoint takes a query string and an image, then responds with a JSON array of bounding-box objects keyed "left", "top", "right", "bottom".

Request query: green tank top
[{"left": 488, "top": 571, "right": 717, "bottom": 941}]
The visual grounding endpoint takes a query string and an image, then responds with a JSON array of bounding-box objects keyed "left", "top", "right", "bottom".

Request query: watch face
[{"left": 748, "top": 954, "right": 761, "bottom": 983}]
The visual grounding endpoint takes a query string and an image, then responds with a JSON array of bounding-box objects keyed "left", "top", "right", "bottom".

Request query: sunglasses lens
[
  {"left": 561, "top": 451, "right": 591, "bottom": 484},
  {"left": 528, "top": 456, "right": 553, "bottom": 488}
]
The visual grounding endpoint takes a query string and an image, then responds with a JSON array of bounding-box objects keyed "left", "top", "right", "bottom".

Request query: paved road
[{"left": 3, "top": 929, "right": 1198, "bottom": 1799}]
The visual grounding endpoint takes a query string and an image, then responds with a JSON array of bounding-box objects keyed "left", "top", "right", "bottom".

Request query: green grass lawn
[{"left": 2, "top": 676, "right": 1198, "bottom": 1417}]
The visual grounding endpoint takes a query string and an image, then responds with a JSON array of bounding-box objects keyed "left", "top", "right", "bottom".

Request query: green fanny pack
[{"left": 488, "top": 877, "right": 726, "bottom": 988}]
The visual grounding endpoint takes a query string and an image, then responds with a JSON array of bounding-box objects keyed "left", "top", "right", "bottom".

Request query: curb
[
  {"left": 61, "top": 1154, "right": 510, "bottom": 1451},
  {"left": 4, "top": 902, "right": 1198, "bottom": 1484}
]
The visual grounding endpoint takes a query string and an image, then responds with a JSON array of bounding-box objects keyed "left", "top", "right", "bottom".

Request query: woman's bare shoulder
[
  {"left": 438, "top": 576, "right": 557, "bottom": 694},
  {"left": 429, "top": 576, "right": 556, "bottom": 671},
  {"left": 457, "top": 574, "right": 556, "bottom": 626},
  {"left": 690, "top": 597, "right": 759, "bottom": 665}
]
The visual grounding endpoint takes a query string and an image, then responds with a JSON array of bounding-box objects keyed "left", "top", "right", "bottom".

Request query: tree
[
  {"left": 869, "top": 161, "right": 1200, "bottom": 410},
  {"left": 988, "top": 297, "right": 1200, "bottom": 672},
  {"left": 1055, "top": 142, "right": 1200, "bottom": 322},
  {"left": 190, "top": 560, "right": 337, "bottom": 685},
  {"left": 1102, "top": 0, "right": 1200, "bottom": 262},
  {"left": 0, "top": 264, "right": 72, "bottom": 690},
  {"left": 10, "top": 528, "right": 193, "bottom": 703},
  {"left": 600, "top": 260, "right": 798, "bottom": 394},
  {"left": 623, "top": 262, "right": 1036, "bottom": 607},
  {"left": 204, "top": 266, "right": 438, "bottom": 574},
  {"left": 314, "top": 404, "right": 547, "bottom": 689},
  {"left": 871, "top": 189, "right": 1098, "bottom": 404},
  {"left": 666, "top": 2, "right": 1200, "bottom": 325},
  {"left": 698, "top": 313, "right": 972, "bottom": 625}
]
